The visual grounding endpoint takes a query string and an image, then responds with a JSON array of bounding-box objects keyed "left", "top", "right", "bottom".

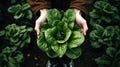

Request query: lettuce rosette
[{"left": 37, "top": 9, "right": 85, "bottom": 59}]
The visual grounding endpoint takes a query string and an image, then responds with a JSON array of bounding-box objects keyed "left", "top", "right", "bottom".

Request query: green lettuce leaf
[
  {"left": 51, "top": 43, "right": 67, "bottom": 57},
  {"left": 56, "top": 22, "right": 72, "bottom": 43},
  {"left": 65, "top": 47, "right": 82, "bottom": 59},
  {"left": 37, "top": 33, "right": 50, "bottom": 52},
  {"left": 68, "top": 31, "right": 84, "bottom": 48}
]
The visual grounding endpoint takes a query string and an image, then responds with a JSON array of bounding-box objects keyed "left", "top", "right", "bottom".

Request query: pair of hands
[{"left": 35, "top": 9, "right": 88, "bottom": 36}]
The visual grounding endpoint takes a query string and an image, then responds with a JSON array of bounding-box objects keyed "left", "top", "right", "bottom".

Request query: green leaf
[
  {"left": 106, "top": 47, "right": 117, "bottom": 57},
  {"left": 47, "top": 9, "right": 62, "bottom": 22},
  {"left": 94, "top": 1, "right": 108, "bottom": 10},
  {"left": 68, "top": 31, "right": 84, "bottom": 48},
  {"left": 8, "top": 57, "right": 17, "bottom": 67},
  {"left": 14, "top": 51, "right": 24, "bottom": 63},
  {"left": 45, "top": 27, "right": 57, "bottom": 45},
  {"left": 22, "top": 3, "right": 30, "bottom": 10},
  {"left": 56, "top": 22, "right": 72, "bottom": 43},
  {"left": 37, "top": 33, "right": 50, "bottom": 52},
  {"left": 102, "top": 16, "right": 111, "bottom": 23},
  {"left": 24, "top": 10, "right": 32, "bottom": 20},
  {"left": 2, "top": 47, "right": 16, "bottom": 54},
  {"left": 103, "top": 4, "right": 118, "bottom": 14},
  {"left": 89, "top": 10, "right": 100, "bottom": 19},
  {"left": 46, "top": 49, "right": 58, "bottom": 58},
  {"left": 8, "top": 4, "right": 21, "bottom": 13},
  {"left": 14, "top": 11, "right": 23, "bottom": 19},
  {"left": 26, "top": 27, "right": 33, "bottom": 32},
  {"left": 51, "top": 43, "right": 67, "bottom": 57},
  {"left": 40, "top": 23, "right": 51, "bottom": 32},
  {"left": 63, "top": 9, "right": 76, "bottom": 22},
  {"left": 65, "top": 47, "right": 82, "bottom": 59},
  {"left": 25, "top": 36, "right": 31, "bottom": 43},
  {"left": 95, "top": 56, "right": 111, "bottom": 65},
  {"left": 91, "top": 41, "right": 101, "bottom": 48}
]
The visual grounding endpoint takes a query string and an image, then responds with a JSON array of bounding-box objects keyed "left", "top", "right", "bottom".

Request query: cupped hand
[
  {"left": 74, "top": 9, "right": 88, "bottom": 36},
  {"left": 34, "top": 9, "right": 47, "bottom": 36}
]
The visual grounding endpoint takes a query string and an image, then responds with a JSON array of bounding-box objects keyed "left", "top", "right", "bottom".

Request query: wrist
[
  {"left": 74, "top": 9, "right": 82, "bottom": 15},
  {"left": 40, "top": 9, "right": 47, "bottom": 16}
]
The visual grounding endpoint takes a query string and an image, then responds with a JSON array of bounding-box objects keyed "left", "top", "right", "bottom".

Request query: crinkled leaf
[
  {"left": 94, "top": 1, "right": 108, "bottom": 10},
  {"left": 68, "top": 31, "right": 84, "bottom": 48},
  {"left": 89, "top": 10, "right": 100, "bottom": 19},
  {"left": 40, "top": 23, "right": 51, "bottom": 32},
  {"left": 24, "top": 10, "right": 32, "bottom": 20},
  {"left": 46, "top": 49, "right": 58, "bottom": 58},
  {"left": 103, "top": 4, "right": 118, "bottom": 14},
  {"left": 26, "top": 27, "right": 33, "bottom": 32},
  {"left": 106, "top": 47, "right": 117, "bottom": 57},
  {"left": 56, "top": 22, "right": 72, "bottom": 43},
  {"left": 91, "top": 41, "right": 101, "bottom": 48},
  {"left": 22, "top": 3, "right": 30, "bottom": 11},
  {"left": 37, "top": 33, "right": 50, "bottom": 52},
  {"left": 45, "top": 27, "right": 57, "bottom": 45},
  {"left": 14, "top": 11, "right": 23, "bottom": 19},
  {"left": 24, "top": 36, "right": 31, "bottom": 43},
  {"left": 63, "top": 9, "right": 76, "bottom": 22},
  {"left": 10, "top": 38, "right": 19, "bottom": 43},
  {"left": 51, "top": 43, "right": 67, "bottom": 57},
  {"left": 95, "top": 55, "right": 111, "bottom": 65},
  {"left": 14, "top": 51, "right": 24, "bottom": 63},
  {"left": 102, "top": 16, "right": 111, "bottom": 23},
  {"left": 103, "top": 26, "right": 115, "bottom": 37},
  {"left": 2, "top": 47, "right": 16, "bottom": 54},
  {"left": 47, "top": 9, "right": 61, "bottom": 22},
  {"left": 8, "top": 57, "right": 17, "bottom": 67},
  {"left": 65, "top": 47, "right": 82, "bottom": 59},
  {"left": 8, "top": 4, "right": 21, "bottom": 13}
]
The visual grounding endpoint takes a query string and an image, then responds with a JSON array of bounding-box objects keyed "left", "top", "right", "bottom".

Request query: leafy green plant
[
  {"left": 0, "top": 23, "right": 33, "bottom": 67},
  {"left": 8, "top": 3, "right": 32, "bottom": 20},
  {"left": 95, "top": 47, "right": 120, "bottom": 67},
  {"left": 90, "top": 24, "right": 120, "bottom": 48},
  {"left": 89, "top": 0, "right": 120, "bottom": 67},
  {"left": 0, "top": 47, "right": 24, "bottom": 67},
  {"left": 100, "top": 0, "right": 120, "bottom": 9},
  {"left": 37, "top": 9, "right": 85, "bottom": 59},
  {"left": 89, "top": 1, "right": 120, "bottom": 26},
  {"left": 3, "top": 24, "right": 33, "bottom": 49}
]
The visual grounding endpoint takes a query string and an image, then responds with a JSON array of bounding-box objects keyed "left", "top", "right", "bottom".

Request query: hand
[
  {"left": 34, "top": 9, "right": 47, "bottom": 36},
  {"left": 74, "top": 9, "right": 88, "bottom": 36}
]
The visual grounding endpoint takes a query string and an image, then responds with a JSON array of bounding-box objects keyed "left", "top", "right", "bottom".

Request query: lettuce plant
[
  {"left": 4, "top": 24, "right": 33, "bottom": 49},
  {"left": 0, "top": 24, "right": 33, "bottom": 67},
  {"left": 37, "top": 9, "right": 85, "bottom": 59},
  {"left": 89, "top": 1, "right": 120, "bottom": 26},
  {"left": 8, "top": 3, "right": 32, "bottom": 20},
  {"left": 95, "top": 47, "right": 120, "bottom": 67},
  {"left": 100, "top": 0, "right": 120, "bottom": 9},
  {"left": 90, "top": 24, "right": 120, "bottom": 48},
  {"left": 0, "top": 47, "right": 24, "bottom": 67}
]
